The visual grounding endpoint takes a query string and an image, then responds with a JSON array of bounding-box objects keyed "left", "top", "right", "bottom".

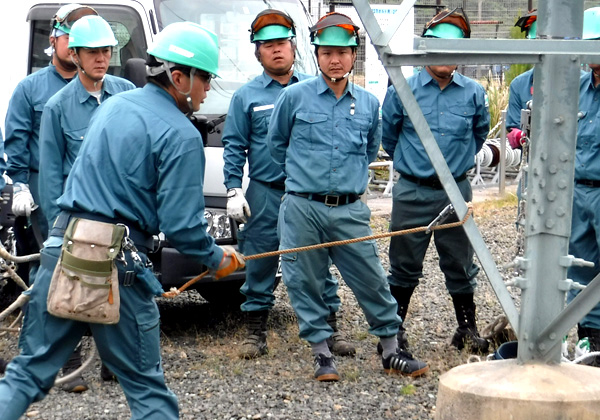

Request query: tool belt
[{"left": 47, "top": 217, "right": 125, "bottom": 324}]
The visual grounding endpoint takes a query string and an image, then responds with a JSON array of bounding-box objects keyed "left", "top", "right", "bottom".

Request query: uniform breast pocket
[
  {"left": 252, "top": 109, "right": 273, "bottom": 138},
  {"left": 343, "top": 117, "right": 370, "bottom": 154},
  {"left": 447, "top": 105, "right": 476, "bottom": 139},
  {"left": 33, "top": 103, "right": 45, "bottom": 131},
  {"left": 295, "top": 112, "right": 329, "bottom": 151}
]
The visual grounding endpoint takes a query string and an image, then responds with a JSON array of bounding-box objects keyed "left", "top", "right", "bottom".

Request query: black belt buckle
[
  {"left": 324, "top": 195, "right": 341, "bottom": 207},
  {"left": 429, "top": 178, "right": 443, "bottom": 189}
]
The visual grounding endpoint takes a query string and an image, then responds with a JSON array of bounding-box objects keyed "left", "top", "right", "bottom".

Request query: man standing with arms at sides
[
  {"left": 381, "top": 9, "right": 490, "bottom": 354},
  {"left": 223, "top": 9, "right": 355, "bottom": 359},
  {"left": 268, "top": 12, "right": 428, "bottom": 382},
  {"left": 5, "top": 3, "right": 98, "bottom": 254},
  {"left": 0, "top": 22, "right": 244, "bottom": 420},
  {"left": 38, "top": 14, "right": 135, "bottom": 387}
]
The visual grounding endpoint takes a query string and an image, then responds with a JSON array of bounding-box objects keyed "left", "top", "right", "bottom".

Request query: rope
[{"left": 161, "top": 204, "right": 474, "bottom": 298}]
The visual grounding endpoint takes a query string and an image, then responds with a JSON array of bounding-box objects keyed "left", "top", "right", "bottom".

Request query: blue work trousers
[
  {"left": 387, "top": 178, "right": 479, "bottom": 294},
  {"left": 278, "top": 194, "right": 400, "bottom": 344},
  {"left": 0, "top": 242, "right": 178, "bottom": 420},
  {"left": 568, "top": 185, "right": 600, "bottom": 329},
  {"left": 239, "top": 179, "right": 340, "bottom": 314}
]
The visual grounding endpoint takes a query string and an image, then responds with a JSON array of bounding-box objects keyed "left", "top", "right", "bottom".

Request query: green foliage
[{"left": 480, "top": 77, "right": 509, "bottom": 137}]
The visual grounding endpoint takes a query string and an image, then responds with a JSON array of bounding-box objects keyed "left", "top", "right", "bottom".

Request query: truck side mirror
[{"left": 123, "top": 58, "right": 147, "bottom": 88}]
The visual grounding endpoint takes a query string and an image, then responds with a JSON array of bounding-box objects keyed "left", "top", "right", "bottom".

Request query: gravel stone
[{"left": 1, "top": 193, "right": 527, "bottom": 419}]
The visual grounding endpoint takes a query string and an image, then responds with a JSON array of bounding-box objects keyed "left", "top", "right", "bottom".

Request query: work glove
[
  {"left": 507, "top": 129, "right": 526, "bottom": 150},
  {"left": 212, "top": 245, "right": 245, "bottom": 280},
  {"left": 12, "top": 182, "right": 35, "bottom": 217},
  {"left": 226, "top": 188, "right": 251, "bottom": 223}
]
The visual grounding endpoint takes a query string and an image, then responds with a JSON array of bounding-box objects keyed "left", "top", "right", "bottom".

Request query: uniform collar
[
  {"left": 420, "top": 67, "right": 464, "bottom": 88},
  {"left": 583, "top": 70, "right": 598, "bottom": 90},
  {"left": 260, "top": 70, "right": 299, "bottom": 87},
  {"left": 74, "top": 74, "right": 115, "bottom": 103},
  {"left": 316, "top": 73, "right": 353, "bottom": 98}
]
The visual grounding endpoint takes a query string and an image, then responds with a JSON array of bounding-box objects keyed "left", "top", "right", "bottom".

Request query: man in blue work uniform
[
  {"left": 506, "top": 9, "right": 537, "bottom": 149},
  {"left": 382, "top": 9, "right": 490, "bottom": 354},
  {"left": 38, "top": 15, "right": 135, "bottom": 390},
  {"left": 0, "top": 22, "right": 244, "bottom": 420},
  {"left": 5, "top": 3, "right": 98, "bottom": 256},
  {"left": 268, "top": 12, "right": 428, "bottom": 381},
  {"left": 0, "top": 127, "right": 6, "bottom": 376},
  {"left": 223, "top": 9, "right": 355, "bottom": 359},
  {"left": 568, "top": 6, "right": 600, "bottom": 366}
]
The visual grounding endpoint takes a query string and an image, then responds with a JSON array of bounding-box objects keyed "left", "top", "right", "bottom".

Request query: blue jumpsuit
[
  {"left": 4, "top": 64, "right": 71, "bottom": 240},
  {"left": 0, "top": 83, "right": 224, "bottom": 420},
  {"left": 382, "top": 69, "right": 490, "bottom": 294},
  {"left": 268, "top": 75, "right": 400, "bottom": 344},
  {"left": 39, "top": 73, "right": 135, "bottom": 227},
  {"left": 222, "top": 71, "right": 340, "bottom": 315},
  {"left": 568, "top": 71, "right": 600, "bottom": 329}
]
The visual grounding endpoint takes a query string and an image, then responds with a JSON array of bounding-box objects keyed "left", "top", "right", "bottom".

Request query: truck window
[
  {"left": 27, "top": 5, "right": 147, "bottom": 77},
  {"left": 154, "top": 0, "right": 318, "bottom": 116}
]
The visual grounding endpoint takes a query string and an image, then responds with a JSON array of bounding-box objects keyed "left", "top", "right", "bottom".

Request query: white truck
[{"left": 0, "top": 0, "right": 318, "bottom": 306}]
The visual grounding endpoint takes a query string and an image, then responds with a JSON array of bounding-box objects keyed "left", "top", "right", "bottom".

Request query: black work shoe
[
  {"left": 377, "top": 331, "right": 409, "bottom": 355},
  {"left": 382, "top": 350, "right": 428, "bottom": 377},
  {"left": 327, "top": 331, "right": 356, "bottom": 357},
  {"left": 100, "top": 363, "right": 117, "bottom": 382},
  {"left": 61, "top": 349, "right": 88, "bottom": 393},
  {"left": 61, "top": 374, "right": 89, "bottom": 393},
  {"left": 0, "top": 357, "right": 8, "bottom": 374},
  {"left": 238, "top": 333, "right": 268, "bottom": 359},
  {"left": 451, "top": 326, "right": 489, "bottom": 354},
  {"left": 313, "top": 354, "right": 340, "bottom": 382}
]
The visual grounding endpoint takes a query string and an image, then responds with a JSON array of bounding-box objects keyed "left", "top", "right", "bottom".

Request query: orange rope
[{"left": 161, "top": 204, "right": 473, "bottom": 298}]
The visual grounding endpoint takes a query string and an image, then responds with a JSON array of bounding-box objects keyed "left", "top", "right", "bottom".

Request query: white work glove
[
  {"left": 226, "top": 188, "right": 251, "bottom": 223},
  {"left": 12, "top": 182, "right": 35, "bottom": 217}
]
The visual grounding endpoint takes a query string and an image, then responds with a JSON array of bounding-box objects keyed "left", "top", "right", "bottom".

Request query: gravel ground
[{"left": 1, "top": 191, "right": 523, "bottom": 420}]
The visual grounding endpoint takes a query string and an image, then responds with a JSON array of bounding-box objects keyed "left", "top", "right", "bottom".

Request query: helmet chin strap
[
  {"left": 320, "top": 64, "right": 353, "bottom": 83},
  {"left": 152, "top": 59, "right": 197, "bottom": 117}
]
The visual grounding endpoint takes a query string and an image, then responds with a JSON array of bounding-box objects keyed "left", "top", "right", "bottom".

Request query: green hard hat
[
  {"left": 148, "top": 22, "right": 220, "bottom": 77},
  {"left": 253, "top": 25, "right": 294, "bottom": 42},
  {"left": 423, "top": 22, "right": 465, "bottom": 39},
  {"left": 526, "top": 20, "right": 537, "bottom": 39},
  {"left": 52, "top": 3, "right": 98, "bottom": 35},
  {"left": 583, "top": 7, "right": 600, "bottom": 40},
  {"left": 68, "top": 15, "right": 117, "bottom": 48},
  {"left": 312, "top": 26, "right": 358, "bottom": 46}
]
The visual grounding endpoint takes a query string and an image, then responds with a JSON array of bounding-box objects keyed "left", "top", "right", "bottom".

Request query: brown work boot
[
  {"left": 326, "top": 312, "right": 356, "bottom": 356},
  {"left": 238, "top": 310, "right": 268, "bottom": 359}
]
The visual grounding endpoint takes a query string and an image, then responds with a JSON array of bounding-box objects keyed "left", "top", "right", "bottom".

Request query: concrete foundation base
[{"left": 436, "top": 360, "right": 600, "bottom": 420}]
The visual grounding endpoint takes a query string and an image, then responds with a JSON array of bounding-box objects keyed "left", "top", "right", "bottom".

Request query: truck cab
[{"left": 6, "top": 0, "right": 318, "bottom": 305}]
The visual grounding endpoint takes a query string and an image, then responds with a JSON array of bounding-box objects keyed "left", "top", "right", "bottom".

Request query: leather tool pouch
[{"left": 47, "top": 218, "right": 125, "bottom": 324}]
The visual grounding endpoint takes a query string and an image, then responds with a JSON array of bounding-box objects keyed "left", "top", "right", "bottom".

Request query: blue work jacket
[
  {"left": 576, "top": 71, "right": 600, "bottom": 181},
  {"left": 381, "top": 69, "right": 490, "bottom": 179},
  {"left": 4, "top": 64, "right": 71, "bottom": 184},
  {"left": 506, "top": 68, "right": 534, "bottom": 130},
  {"left": 222, "top": 71, "right": 313, "bottom": 189},
  {"left": 267, "top": 75, "right": 381, "bottom": 195},
  {"left": 58, "top": 83, "right": 223, "bottom": 268},
  {"left": 39, "top": 74, "right": 135, "bottom": 225}
]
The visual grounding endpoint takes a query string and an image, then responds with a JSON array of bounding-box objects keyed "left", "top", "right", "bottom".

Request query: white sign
[{"left": 337, "top": 4, "right": 414, "bottom": 106}]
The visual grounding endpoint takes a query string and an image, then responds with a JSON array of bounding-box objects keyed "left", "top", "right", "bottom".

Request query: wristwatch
[{"left": 226, "top": 189, "right": 237, "bottom": 198}]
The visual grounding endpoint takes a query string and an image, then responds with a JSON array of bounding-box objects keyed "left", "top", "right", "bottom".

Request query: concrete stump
[{"left": 436, "top": 359, "right": 600, "bottom": 420}]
